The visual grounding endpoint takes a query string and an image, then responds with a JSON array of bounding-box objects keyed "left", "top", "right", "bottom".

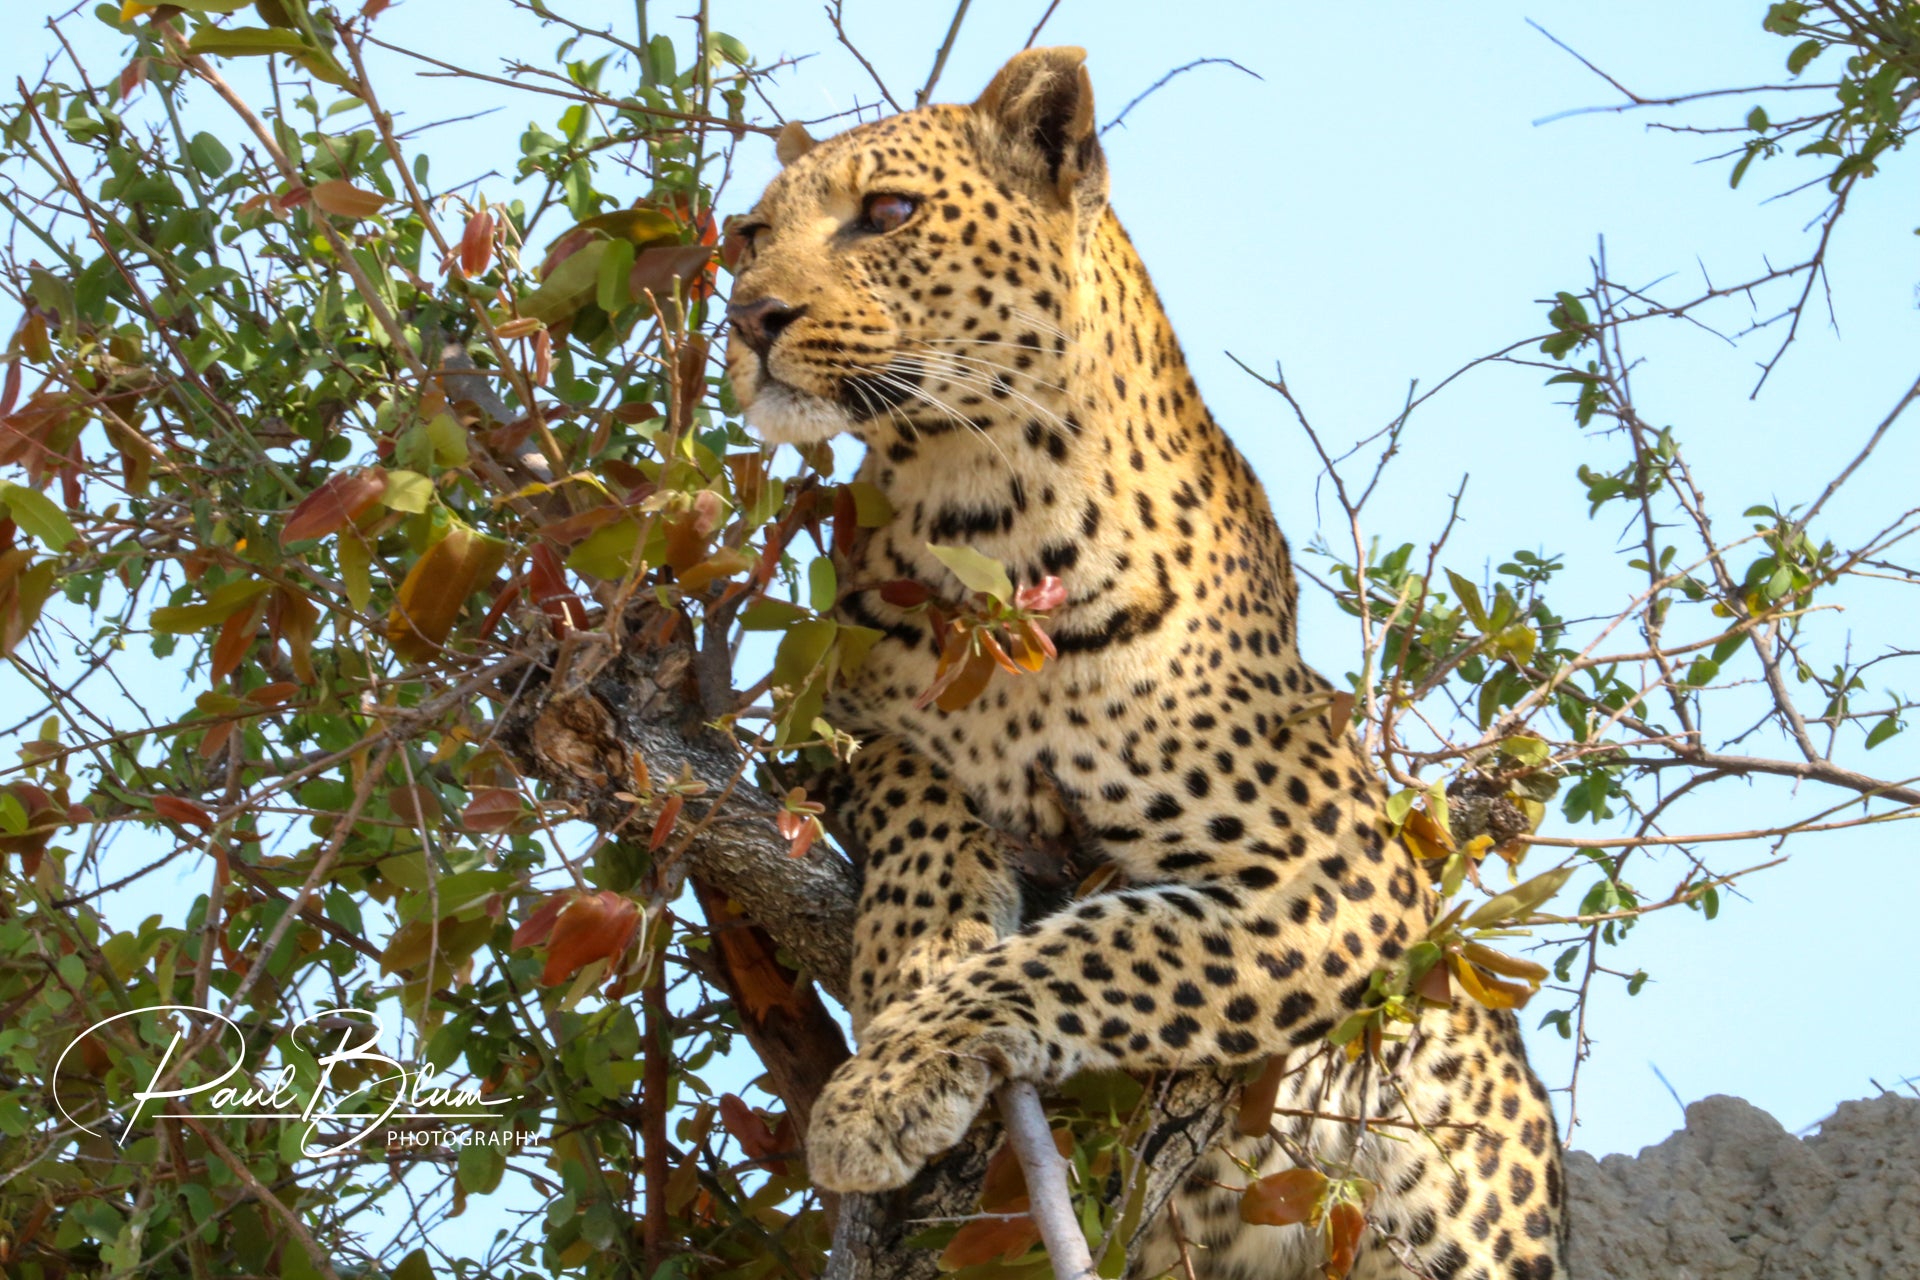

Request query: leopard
[{"left": 721, "top": 46, "right": 1566, "bottom": 1280}]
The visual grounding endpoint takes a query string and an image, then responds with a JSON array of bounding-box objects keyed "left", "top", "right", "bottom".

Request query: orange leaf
[
  {"left": 310, "top": 179, "right": 388, "bottom": 220},
  {"left": 978, "top": 628, "right": 1022, "bottom": 676},
  {"left": 458, "top": 206, "right": 495, "bottom": 277},
  {"left": 1324, "top": 1201, "right": 1366, "bottom": 1279},
  {"left": 934, "top": 649, "right": 996, "bottom": 713},
  {"left": 978, "top": 1127, "right": 1074, "bottom": 1212},
  {"left": 209, "top": 594, "right": 266, "bottom": 683},
  {"left": 196, "top": 719, "right": 236, "bottom": 762},
  {"left": 1450, "top": 955, "right": 1532, "bottom": 1011},
  {"left": 1402, "top": 807, "right": 1454, "bottom": 860},
  {"left": 938, "top": 1208, "right": 1041, "bottom": 1270},
  {"left": 247, "top": 681, "right": 299, "bottom": 705},
  {"left": 494, "top": 315, "right": 543, "bottom": 340},
  {"left": 1240, "top": 1167, "right": 1327, "bottom": 1227},
  {"left": 1005, "top": 624, "right": 1048, "bottom": 672},
  {"left": 386, "top": 525, "right": 510, "bottom": 663},
  {"left": 283, "top": 468, "right": 388, "bottom": 542},
  {"left": 268, "top": 588, "right": 319, "bottom": 685},
  {"left": 649, "top": 793, "right": 685, "bottom": 852},
  {"left": 151, "top": 795, "right": 214, "bottom": 829},
  {"left": 540, "top": 890, "right": 640, "bottom": 986}
]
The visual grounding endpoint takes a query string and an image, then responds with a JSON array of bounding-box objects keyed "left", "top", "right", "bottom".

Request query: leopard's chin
[{"left": 741, "top": 378, "right": 856, "bottom": 446}]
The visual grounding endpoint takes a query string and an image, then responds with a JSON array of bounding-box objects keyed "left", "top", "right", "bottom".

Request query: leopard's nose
[{"left": 727, "top": 296, "right": 805, "bottom": 357}]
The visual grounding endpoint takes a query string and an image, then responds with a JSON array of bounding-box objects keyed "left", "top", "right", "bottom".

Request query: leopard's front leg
[
  {"left": 834, "top": 735, "right": 1026, "bottom": 1034},
  {"left": 808, "top": 879, "right": 1390, "bottom": 1192}
]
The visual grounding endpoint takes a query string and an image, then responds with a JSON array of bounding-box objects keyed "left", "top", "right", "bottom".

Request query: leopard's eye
[
  {"left": 723, "top": 219, "right": 770, "bottom": 270},
  {"left": 861, "top": 194, "right": 918, "bottom": 234}
]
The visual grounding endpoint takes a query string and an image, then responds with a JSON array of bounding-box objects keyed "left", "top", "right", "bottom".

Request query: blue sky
[{"left": 3, "top": 0, "right": 1915, "bottom": 1184}]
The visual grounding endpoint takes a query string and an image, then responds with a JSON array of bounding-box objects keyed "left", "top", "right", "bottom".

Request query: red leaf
[
  {"left": 388, "top": 783, "right": 442, "bottom": 827},
  {"left": 511, "top": 891, "right": 570, "bottom": 951},
  {"left": 880, "top": 579, "right": 932, "bottom": 609},
  {"left": 1240, "top": 1167, "right": 1327, "bottom": 1227},
  {"left": 462, "top": 787, "right": 525, "bottom": 833},
  {"left": 718, "top": 1093, "right": 782, "bottom": 1161},
  {"left": 1014, "top": 575, "right": 1066, "bottom": 613},
  {"left": 118, "top": 58, "right": 148, "bottom": 101},
  {"left": 283, "top": 468, "right": 389, "bottom": 542},
  {"left": 151, "top": 795, "right": 214, "bottom": 829}
]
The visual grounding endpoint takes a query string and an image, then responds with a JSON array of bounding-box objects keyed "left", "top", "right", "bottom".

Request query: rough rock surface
[{"left": 1564, "top": 1093, "right": 1920, "bottom": 1278}]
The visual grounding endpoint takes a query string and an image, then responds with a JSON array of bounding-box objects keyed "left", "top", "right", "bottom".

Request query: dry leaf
[
  {"left": 310, "top": 179, "right": 388, "bottom": 220},
  {"left": 1240, "top": 1167, "right": 1327, "bottom": 1227}
]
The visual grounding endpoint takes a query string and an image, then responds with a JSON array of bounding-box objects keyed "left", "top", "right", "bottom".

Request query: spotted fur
[{"left": 724, "top": 47, "right": 1564, "bottom": 1280}]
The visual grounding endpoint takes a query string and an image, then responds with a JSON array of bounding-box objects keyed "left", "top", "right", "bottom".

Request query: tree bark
[{"left": 495, "top": 612, "right": 1242, "bottom": 1279}]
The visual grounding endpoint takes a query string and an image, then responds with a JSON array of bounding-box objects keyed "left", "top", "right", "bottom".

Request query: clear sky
[{"left": 3, "top": 0, "right": 1915, "bottom": 1179}]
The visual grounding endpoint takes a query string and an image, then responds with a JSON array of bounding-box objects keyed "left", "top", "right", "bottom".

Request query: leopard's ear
[
  {"left": 972, "top": 46, "right": 1105, "bottom": 207},
  {"left": 775, "top": 120, "right": 816, "bottom": 166}
]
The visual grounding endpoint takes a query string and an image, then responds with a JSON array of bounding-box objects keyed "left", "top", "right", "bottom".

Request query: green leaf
[
  {"left": 150, "top": 578, "right": 271, "bottom": 633},
  {"left": 772, "top": 619, "right": 837, "bottom": 688},
  {"left": 710, "top": 32, "right": 751, "bottom": 66},
  {"left": 381, "top": 469, "right": 434, "bottom": 514},
  {"left": 186, "top": 131, "right": 233, "bottom": 177},
  {"left": 927, "top": 543, "right": 1013, "bottom": 603},
  {"left": 186, "top": 26, "right": 311, "bottom": 57},
  {"left": 596, "top": 236, "right": 635, "bottom": 314},
  {"left": 339, "top": 535, "right": 372, "bottom": 612},
  {"left": 424, "top": 412, "right": 469, "bottom": 467},
  {"left": 1746, "top": 106, "right": 1769, "bottom": 133},
  {"left": 847, "top": 481, "right": 894, "bottom": 528},
  {"left": 1865, "top": 715, "right": 1901, "bottom": 749},
  {"left": 1464, "top": 865, "right": 1577, "bottom": 929},
  {"left": 573, "top": 208, "right": 681, "bottom": 246},
  {"left": 836, "top": 623, "right": 883, "bottom": 678},
  {"left": 1786, "top": 38, "right": 1822, "bottom": 75},
  {"left": 807, "top": 557, "right": 837, "bottom": 614},
  {"left": 1445, "top": 569, "right": 1489, "bottom": 632},
  {"left": 521, "top": 239, "right": 609, "bottom": 325},
  {"left": 1382, "top": 788, "right": 1416, "bottom": 827},
  {"left": 392, "top": 1248, "right": 436, "bottom": 1280},
  {"left": 739, "top": 597, "right": 809, "bottom": 630},
  {"left": 565, "top": 517, "right": 642, "bottom": 579},
  {"left": 1498, "top": 735, "right": 1551, "bottom": 767},
  {"left": 0, "top": 483, "right": 77, "bottom": 550}
]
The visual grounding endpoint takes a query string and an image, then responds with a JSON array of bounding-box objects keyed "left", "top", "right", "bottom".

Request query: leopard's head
[{"left": 724, "top": 47, "right": 1109, "bottom": 447}]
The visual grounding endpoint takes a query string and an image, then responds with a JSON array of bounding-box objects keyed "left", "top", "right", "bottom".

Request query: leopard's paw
[{"left": 805, "top": 1039, "right": 992, "bottom": 1192}]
